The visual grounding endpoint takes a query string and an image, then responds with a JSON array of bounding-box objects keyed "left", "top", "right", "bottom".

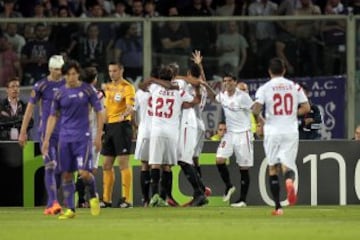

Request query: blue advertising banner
[{"left": 202, "top": 76, "right": 346, "bottom": 139}]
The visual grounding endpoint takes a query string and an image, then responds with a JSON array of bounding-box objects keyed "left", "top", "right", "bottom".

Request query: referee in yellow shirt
[{"left": 101, "top": 62, "right": 135, "bottom": 208}]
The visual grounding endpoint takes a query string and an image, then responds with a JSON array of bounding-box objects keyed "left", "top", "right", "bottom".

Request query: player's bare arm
[
  {"left": 182, "top": 86, "right": 201, "bottom": 109},
  {"left": 18, "top": 102, "right": 35, "bottom": 147},
  {"left": 41, "top": 114, "right": 58, "bottom": 156},
  {"left": 95, "top": 110, "right": 104, "bottom": 153},
  {"left": 298, "top": 102, "right": 311, "bottom": 116},
  {"left": 152, "top": 78, "right": 179, "bottom": 90},
  {"left": 191, "top": 50, "right": 207, "bottom": 82},
  {"left": 200, "top": 80, "right": 217, "bottom": 102},
  {"left": 138, "top": 78, "right": 153, "bottom": 91}
]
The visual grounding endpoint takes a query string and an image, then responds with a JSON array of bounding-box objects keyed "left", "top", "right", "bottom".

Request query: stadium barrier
[{"left": 1, "top": 140, "right": 360, "bottom": 207}]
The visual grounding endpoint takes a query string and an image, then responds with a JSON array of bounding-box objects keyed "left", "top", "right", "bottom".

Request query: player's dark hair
[
  {"left": 6, "top": 77, "right": 20, "bottom": 87},
  {"left": 61, "top": 60, "right": 81, "bottom": 75},
  {"left": 150, "top": 66, "right": 161, "bottom": 78},
  {"left": 218, "top": 121, "right": 226, "bottom": 126},
  {"left": 189, "top": 63, "right": 201, "bottom": 78},
  {"left": 223, "top": 72, "right": 236, "bottom": 81},
  {"left": 108, "top": 61, "right": 124, "bottom": 69},
  {"left": 159, "top": 66, "right": 174, "bottom": 81},
  {"left": 269, "top": 58, "right": 285, "bottom": 75},
  {"left": 82, "top": 67, "right": 98, "bottom": 84}
]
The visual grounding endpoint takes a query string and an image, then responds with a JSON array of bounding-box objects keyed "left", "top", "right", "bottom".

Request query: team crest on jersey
[
  {"left": 77, "top": 156, "right": 83, "bottom": 167},
  {"left": 114, "top": 93, "right": 122, "bottom": 102},
  {"left": 30, "top": 90, "right": 36, "bottom": 98},
  {"left": 78, "top": 91, "right": 84, "bottom": 98}
]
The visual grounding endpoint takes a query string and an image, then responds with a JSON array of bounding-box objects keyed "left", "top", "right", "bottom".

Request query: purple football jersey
[
  {"left": 51, "top": 82, "right": 102, "bottom": 142},
  {"left": 29, "top": 77, "right": 65, "bottom": 136}
]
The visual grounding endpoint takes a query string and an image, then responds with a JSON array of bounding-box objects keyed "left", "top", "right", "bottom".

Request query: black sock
[
  {"left": 75, "top": 175, "right": 85, "bottom": 204},
  {"left": 239, "top": 169, "right": 250, "bottom": 202},
  {"left": 140, "top": 170, "right": 150, "bottom": 202},
  {"left": 284, "top": 170, "right": 295, "bottom": 181},
  {"left": 269, "top": 175, "right": 281, "bottom": 209},
  {"left": 216, "top": 163, "right": 232, "bottom": 189},
  {"left": 151, "top": 169, "right": 160, "bottom": 196},
  {"left": 180, "top": 162, "right": 203, "bottom": 196},
  {"left": 160, "top": 170, "right": 171, "bottom": 200},
  {"left": 195, "top": 166, "right": 202, "bottom": 177},
  {"left": 167, "top": 171, "right": 173, "bottom": 199}
]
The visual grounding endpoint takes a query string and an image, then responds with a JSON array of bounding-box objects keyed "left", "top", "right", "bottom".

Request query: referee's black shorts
[{"left": 101, "top": 121, "right": 133, "bottom": 156}]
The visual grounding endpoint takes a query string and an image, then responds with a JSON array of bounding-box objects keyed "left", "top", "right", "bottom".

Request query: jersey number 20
[{"left": 273, "top": 93, "right": 293, "bottom": 115}]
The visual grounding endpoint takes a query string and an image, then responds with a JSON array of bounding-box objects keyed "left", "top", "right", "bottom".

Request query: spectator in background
[
  {"left": 114, "top": 22, "right": 143, "bottom": 81},
  {"left": 97, "top": 0, "right": 114, "bottom": 15},
  {"left": 210, "top": 121, "right": 227, "bottom": 141},
  {"left": 144, "top": 0, "right": 160, "bottom": 17},
  {"left": 0, "top": 0, "right": 22, "bottom": 18},
  {"left": 0, "top": 77, "right": 32, "bottom": 140},
  {"left": 113, "top": 0, "right": 129, "bottom": 18},
  {"left": 182, "top": 0, "right": 216, "bottom": 78},
  {"left": 81, "top": 2, "right": 113, "bottom": 48},
  {"left": 132, "top": 0, "right": 144, "bottom": 16},
  {"left": 204, "top": 0, "right": 216, "bottom": 15},
  {"left": 76, "top": 23, "right": 106, "bottom": 78},
  {"left": 298, "top": 83, "right": 323, "bottom": 139},
  {"left": 276, "top": 0, "right": 321, "bottom": 76},
  {"left": 4, "top": 23, "right": 25, "bottom": 58},
  {"left": 216, "top": 21, "right": 248, "bottom": 78},
  {"left": 48, "top": 6, "right": 78, "bottom": 57},
  {"left": 0, "top": 0, "right": 23, "bottom": 31},
  {"left": 248, "top": 0, "right": 278, "bottom": 77},
  {"left": 31, "top": 1, "right": 50, "bottom": 18},
  {"left": 23, "top": 24, "right": 34, "bottom": 42},
  {"left": 0, "top": 35, "right": 22, "bottom": 87},
  {"left": 215, "top": 0, "right": 246, "bottom": 34},
  {"left": 321, "top": 0, "right": 346, "bottom": 76},
  {"left": 159, "top": 7, "right": 191, "bottom": 73},
  {"left": 354, "top": 125, "right": 360, "bottom": 140},
  {"left": 21, "top": 23, "right": 55, "bottom": 86}
]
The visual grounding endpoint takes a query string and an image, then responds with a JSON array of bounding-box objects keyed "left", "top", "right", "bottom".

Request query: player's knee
[
  {"left": 141, "top": 161, "right": 150, "bottom": 171},
  {"left": 216, "top": 158, "right": 226, "bottom": 165}
]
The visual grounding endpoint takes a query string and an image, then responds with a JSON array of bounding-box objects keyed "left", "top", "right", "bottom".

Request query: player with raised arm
[
  {"left": 147, "top": 66, "right": 202, "bottom": 207},
  {"left": 201, "top": 72, "right": 254, "bottom": 207},
  {"left": 19, "top": 55, "right": 65, "bottom": 215},
  {"left": 252, "top": 58, "right": 310, "bottom": 215}
]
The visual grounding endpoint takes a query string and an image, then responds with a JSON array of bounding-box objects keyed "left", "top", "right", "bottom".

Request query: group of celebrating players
[{"left": 17, "top": 50, "right": 311, "bottom": 219}]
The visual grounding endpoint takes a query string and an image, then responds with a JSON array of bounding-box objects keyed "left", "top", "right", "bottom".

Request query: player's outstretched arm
[
  {"left": 152, "top": 78, "right": 179, "bottom": 90},
  {"left": 200, "top": 80, "right": 217, "bottom": 102},
  {"left": 18, "top": 102, "right": 35, "bottom": 147}
]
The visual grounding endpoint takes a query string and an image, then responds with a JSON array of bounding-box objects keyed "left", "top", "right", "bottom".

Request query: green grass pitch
[{"left": 0, "top": 206, "right": 359, "bottom": 240}]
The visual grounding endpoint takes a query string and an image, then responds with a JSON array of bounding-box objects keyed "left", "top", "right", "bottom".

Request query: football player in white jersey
[
  {"left": 133, "top": 67, "right": 160, "bottom": 206},
  {"left": 252, "top": 58, "right": 310, "bottom": 216},
  {"left": 201, "top": 73, "right": 254, "bottom": 207},
  {"left": 173, "top": 62, "right": 210, "bottom": 207},
  {"left": 191, "top": 51, "right": 210, "bottom": 178},
  {"left": 147, "top": 66, "right": 202, "bottom": 207}
]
